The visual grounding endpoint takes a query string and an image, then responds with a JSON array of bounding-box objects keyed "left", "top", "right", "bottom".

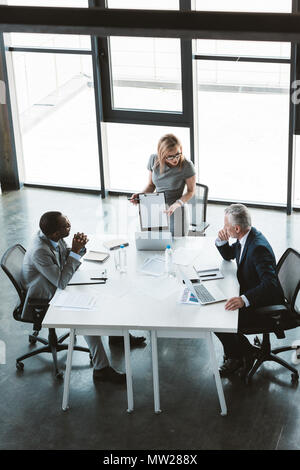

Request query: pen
[
  {"left": 90, "top": 277, "right": 107, "bottom": 280},
  {"left": 200, "top": 274, "right": 217, "bottom": 277}
]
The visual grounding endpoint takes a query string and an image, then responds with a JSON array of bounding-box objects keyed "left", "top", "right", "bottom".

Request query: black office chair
[
  {"left": 188, "top": 183, "right": 209, "bottom": 236},
  {"left": 1, "top": 244, "right": 92, "bottom": 379},
  {"left": 244, "top": 248, "right": 300, "bottom": 384}
]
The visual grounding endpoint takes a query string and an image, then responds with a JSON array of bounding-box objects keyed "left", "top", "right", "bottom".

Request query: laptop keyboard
[{"left": 194, "top": 283, "right": 215, "bottom": 303}]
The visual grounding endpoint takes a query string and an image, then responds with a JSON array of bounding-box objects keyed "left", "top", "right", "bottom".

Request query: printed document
[{"left": 50, "top": 290, "right": 96, "bottom": 309}]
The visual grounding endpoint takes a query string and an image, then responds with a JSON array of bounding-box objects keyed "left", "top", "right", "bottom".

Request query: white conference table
[{"left": 43, "top": 235, "right": 239, "bottom": 416}]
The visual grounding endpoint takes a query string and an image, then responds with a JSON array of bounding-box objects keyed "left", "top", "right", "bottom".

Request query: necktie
[{"left": 236, "top": 241, "right": 241, "bottom": 265}]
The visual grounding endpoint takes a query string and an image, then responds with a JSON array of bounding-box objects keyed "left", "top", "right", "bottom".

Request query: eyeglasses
[{"left": 165, "top": 152, "right": 182, "bottom": 161}]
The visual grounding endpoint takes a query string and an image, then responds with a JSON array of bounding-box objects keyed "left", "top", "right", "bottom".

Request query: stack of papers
[{"left": 50, "top": 290, "right": 96, "bottom": 310}]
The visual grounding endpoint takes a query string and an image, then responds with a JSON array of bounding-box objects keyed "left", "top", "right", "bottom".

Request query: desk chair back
[
  {"left": 190, "top": 183, "right": 208, "bottom": 228},
  {"left": 1, "top": 244, "right": 26, "bottom": 304},
  {"left": 1, "top": 243, "right": 91, "bottom": 377},
  {"left": 276, "top": 248, "right": 300, "bottom": 313}
]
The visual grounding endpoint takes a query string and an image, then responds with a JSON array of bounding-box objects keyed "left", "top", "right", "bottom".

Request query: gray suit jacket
[{"left": 21, "top": 230, "right": 82, "bottom": 300}]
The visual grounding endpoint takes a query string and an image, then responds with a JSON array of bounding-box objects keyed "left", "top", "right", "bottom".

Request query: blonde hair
[{"left": 155, "top": 134, "right": 184, "bottom": 173}]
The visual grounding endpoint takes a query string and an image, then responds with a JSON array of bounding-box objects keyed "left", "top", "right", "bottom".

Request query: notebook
[{"left": 84, "top": 250, "right": 110, "bottom": 262}]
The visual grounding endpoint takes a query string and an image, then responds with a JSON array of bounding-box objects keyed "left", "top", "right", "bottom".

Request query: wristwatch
[{"left": 177, "top": 199, "right": 184, "bottom": 207}]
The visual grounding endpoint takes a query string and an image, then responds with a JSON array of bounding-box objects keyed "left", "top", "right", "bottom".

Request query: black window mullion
[{"left": 96, "top": 0, "right": 193, "bottom": 128}]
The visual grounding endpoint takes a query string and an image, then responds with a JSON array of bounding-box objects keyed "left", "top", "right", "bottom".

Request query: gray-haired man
[{"left": 215, "top": 204, "right": 288, "bottom": 378}]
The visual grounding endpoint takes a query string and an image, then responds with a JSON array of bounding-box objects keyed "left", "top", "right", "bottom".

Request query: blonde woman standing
[{"left": 130, "top": 134, "right": 196, "bottom": 237}]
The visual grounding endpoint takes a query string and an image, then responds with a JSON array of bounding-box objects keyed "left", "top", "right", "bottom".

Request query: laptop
[
  {"left": 135, "top": 231, "right": 172, "bottom": 251},
  {"left": 176, "top": 266, "right": 227, "bottom": 305}
]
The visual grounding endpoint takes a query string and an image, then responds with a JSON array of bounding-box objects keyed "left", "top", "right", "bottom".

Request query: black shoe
[
  {"left": 109, "top": 333, "right": 146, "bottom": 348},
  {"left": 93, "top": 366, "right": 126, "bottom": 384},
  {"left": 219, "top": 358, "right": 243, "bottom": 378}
]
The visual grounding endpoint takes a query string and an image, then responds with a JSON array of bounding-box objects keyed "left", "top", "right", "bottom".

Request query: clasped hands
[{"left": 71, "top": 232, "right": 89, "bottom": 254}]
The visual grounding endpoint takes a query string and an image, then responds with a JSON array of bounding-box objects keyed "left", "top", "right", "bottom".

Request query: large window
[
  {"left": 3, "top": 0, "right": 300, "bottom": 211},
  {"left": 194, "top": 1, "right": 292, "bottom": 206},
  {"left": 11, "top": 50, "right": 101, "bottom": 189},
  {"left": 109, "top": 37, "right": 182, "bottom": 113},
  {"left": 98, "top": 0, "right": 192, "bottom": 194},
  {"left": 195, "top": 57, "right": 290, "bottom": 205},
  {"left": 105, "top": 123, "right": 190, "bottom": 192},
  {"left": 5, "top": 1, "right": 101, "bottom": 189}
]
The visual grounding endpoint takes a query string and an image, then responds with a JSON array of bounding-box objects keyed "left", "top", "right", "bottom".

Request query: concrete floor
[{"left": 0, "top": 187, "right": 300, "bottom": 451}]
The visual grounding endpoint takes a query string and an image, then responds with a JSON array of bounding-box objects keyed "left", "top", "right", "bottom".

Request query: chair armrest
[
  {"left": 26, "top": 298, "right": 49, "bottom": 309},
  {"left": 253, "top": 305, "right": 288, "bottom": 316}
]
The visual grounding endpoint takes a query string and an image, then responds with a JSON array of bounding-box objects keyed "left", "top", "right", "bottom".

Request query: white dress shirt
[
  {"left": 215, "top": 230, "right": 251, "bottom": 308},
  {"left": 48, "top": 239, "right": 81, "bottom": 262}
]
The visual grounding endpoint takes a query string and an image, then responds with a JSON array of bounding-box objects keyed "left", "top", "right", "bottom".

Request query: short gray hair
[{"left": 225, "top": 204, "right": 251, "bottom": 230}]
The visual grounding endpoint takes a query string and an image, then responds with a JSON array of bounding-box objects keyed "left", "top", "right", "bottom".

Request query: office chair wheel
[
  {"left": 291, "top": 372, "right": 299, "bottom": 384},
  {"left": 16, "top": 361, "right": 24, "bottom": 371},
  {"left": 55, "top": 371, "right": 64, "bottom": 380}
]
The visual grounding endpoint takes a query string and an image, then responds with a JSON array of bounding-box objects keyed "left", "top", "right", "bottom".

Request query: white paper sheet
[
  {"left": 140, "top": 256, "right": 165, "bottom": 276},
  {"left": 50, "top": 290, "right": 96, "bottom": 309},
  {"left": 173, "top": 247, "right": 197, "bottom": 266},
  {"left": 68, "top": 269, "right": 107, "bottom": 285}
]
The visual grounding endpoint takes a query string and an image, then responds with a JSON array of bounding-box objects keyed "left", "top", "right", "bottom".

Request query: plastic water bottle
[
  {"left": 119, "top": 244, "right": 127, "bottom": 273},
  {"left": 114, "top": 248, "right": 120, "bottom": 270},
  {"left": 165, "top": 245, "right": 174, "bottom": 276}
]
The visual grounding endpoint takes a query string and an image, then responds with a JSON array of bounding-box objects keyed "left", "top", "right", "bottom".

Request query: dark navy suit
[{"left": 215, "top": 227, "right": 285, "bottom": 358}]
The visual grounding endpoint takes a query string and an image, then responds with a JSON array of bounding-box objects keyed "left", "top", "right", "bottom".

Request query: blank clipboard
[{"left": 139, "top": 192, "right": 169, "bottom": 231}]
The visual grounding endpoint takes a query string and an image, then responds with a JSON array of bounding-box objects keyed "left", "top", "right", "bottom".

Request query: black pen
[
  {"left": 90, "top": 277, "right": 107, "bottom": 280},
  {"left": 200, "top": 274, "right": 217, "bottom": 277}
]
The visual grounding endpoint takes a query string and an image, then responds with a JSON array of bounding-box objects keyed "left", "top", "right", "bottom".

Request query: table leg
[
  {"left": 62, "top": 328, "right": 75, "bottom": 412},
  {"left": 207, "top": 332, "right": 227, "bottom": 416},
  {"left": 151, "top": 330, "right": 161, "bottom": 414},
  {"left": 124, "top": 330, "right": 134, "bottom": 413}
]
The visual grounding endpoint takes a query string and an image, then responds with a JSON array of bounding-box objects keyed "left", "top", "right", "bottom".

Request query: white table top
[{"left": 43, "top": 236, "right": 239, "bottom": 333}]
